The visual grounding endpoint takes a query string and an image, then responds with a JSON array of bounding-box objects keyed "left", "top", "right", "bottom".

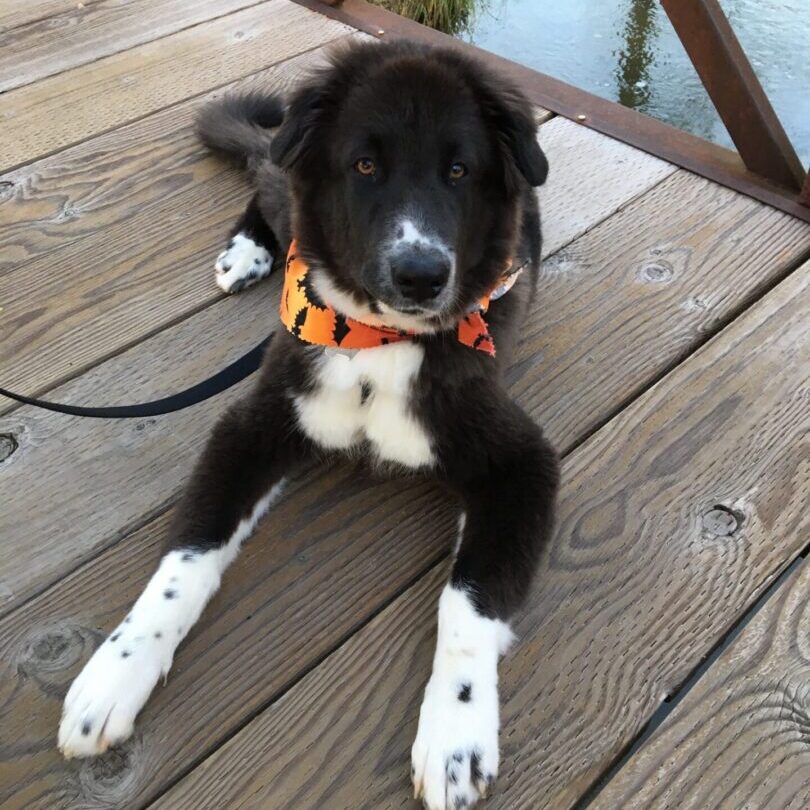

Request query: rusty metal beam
[
  {"left": 661, "top": 0, "right": 805, "bottom": 192},
  {"left": 802, "top": 172, "right": 810, "bottom": 207}
]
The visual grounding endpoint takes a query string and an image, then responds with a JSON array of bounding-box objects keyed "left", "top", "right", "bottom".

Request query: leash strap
[{"left": 0, "top": 335, "right": 272, "bottom": 418}]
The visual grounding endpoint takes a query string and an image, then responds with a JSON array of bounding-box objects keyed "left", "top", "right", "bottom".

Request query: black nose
[{"left": 391, "top": 251, "right": 450, "bottom": 303}]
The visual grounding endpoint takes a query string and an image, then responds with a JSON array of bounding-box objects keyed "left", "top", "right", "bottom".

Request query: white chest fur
[{"left": 294, "top": 342, "right": 434, "bottom": 469}]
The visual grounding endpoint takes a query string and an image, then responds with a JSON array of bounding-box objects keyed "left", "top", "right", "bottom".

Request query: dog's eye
[
  {"left": 354, "top": 158, "right": 376, "bottom": 176},
  {"left": 449, "top": 162, "right": 467, "bottom": 180}
]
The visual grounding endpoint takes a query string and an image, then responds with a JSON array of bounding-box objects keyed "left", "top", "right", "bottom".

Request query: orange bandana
[{"left": 279, "top": 241, "right": 523, "bottom": 357}]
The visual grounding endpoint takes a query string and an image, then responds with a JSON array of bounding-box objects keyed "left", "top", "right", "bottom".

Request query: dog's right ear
[{"left": 270, "top": 79, "right": 330, "bottom": 169}]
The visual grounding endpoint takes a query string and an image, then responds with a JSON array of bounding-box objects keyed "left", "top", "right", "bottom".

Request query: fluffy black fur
[{"left": 187, "top": 40, "right": 559, "bottom": 620}]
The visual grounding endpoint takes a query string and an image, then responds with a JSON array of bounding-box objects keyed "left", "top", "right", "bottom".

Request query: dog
[{"left": 57, "top": 41, "right": 559, "bottom": 809}]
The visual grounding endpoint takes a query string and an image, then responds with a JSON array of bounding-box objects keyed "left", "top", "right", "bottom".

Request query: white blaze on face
[{"left": 393, "top": 218, "right": 455, "bottom": 263}]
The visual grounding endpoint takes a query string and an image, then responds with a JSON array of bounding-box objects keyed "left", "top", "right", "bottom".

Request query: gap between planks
[{"left": 575, "top": 551, "right": 809, "bottom": 808}]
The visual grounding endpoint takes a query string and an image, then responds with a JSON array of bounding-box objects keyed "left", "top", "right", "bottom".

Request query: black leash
[{"left": 0, "top": 335, "right": 272, "bottom": 418}]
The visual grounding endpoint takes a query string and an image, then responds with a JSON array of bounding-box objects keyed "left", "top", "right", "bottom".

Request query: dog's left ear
[{"left": 479, "top": 78, "right": 549, "bottom": 188}]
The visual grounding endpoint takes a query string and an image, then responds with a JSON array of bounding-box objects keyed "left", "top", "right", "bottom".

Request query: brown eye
[
  {"left": 449, "top": 162, "right": 467, "bottom": 180},
  {"left": 355, "top": 158, "right": 376, "bottom": 176}
]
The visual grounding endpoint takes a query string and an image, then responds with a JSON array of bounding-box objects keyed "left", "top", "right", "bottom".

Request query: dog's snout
[{"left": 391, "top": 251, "right": 450, "bottom": 303}]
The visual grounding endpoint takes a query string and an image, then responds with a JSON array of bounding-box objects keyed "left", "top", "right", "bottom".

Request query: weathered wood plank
[
  {"left": 0, "top": 185, "right": 807, "bottom": 807},
  {"left": 0, "top": 0, "right": 271, "bottom": 93},
  {"left": 511, "top": 170, "right": 810, "bottom": 452},
  {"left": 592, "top": 560, "right": 810, "bottom": 810},
  {"left": 0, "top": 0, "right": 352, "bottom": 170},
  {"left": 0, "top": 279, "right": 282, "bottom": 612},
  {"left": 0, "top": 53, "right": 362, "bottom": 402},
  {"left": 538, "top": 117, "right": 674, "bottom": 257},
  {"left": 152, "top": 265, "right": 810, "bottom": 810},
  {"left": 0, "top": 0, "right": 104, "bottom": 34},
  {"left": 0, "top": 42, "right": 349, "bottom": 275}
]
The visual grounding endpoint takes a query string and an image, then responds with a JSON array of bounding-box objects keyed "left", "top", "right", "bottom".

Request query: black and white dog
[{"left": 58, "top": 41, "right": 559, "bottom": 809}]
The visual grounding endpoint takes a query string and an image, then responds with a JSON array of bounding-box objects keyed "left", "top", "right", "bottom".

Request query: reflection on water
[
  {"left": 463, "top": 0, "right": 810, "bottom": 167},
  {"left": 615, "top": 0, "right": 656, "bottom": 111}
]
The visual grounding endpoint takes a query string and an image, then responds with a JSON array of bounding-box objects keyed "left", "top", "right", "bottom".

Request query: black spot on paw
[
  {"left": 360, "top": 381, "right": 372, "bottom": 405},
  {"left": 121, "top": 650, "right": 131, "bottom": 658},
  {"left": 164, "top": 589, "right": 177, "bottom": 599},
  {"left": 110, "top": 633, "right": 120, "bottom": 642},
  {"left": 154, "top": 631, "right": 162, "bottom": 639},
  {"left": 458, "top": 683, "right": 472, "bottom": 703},
  {"left": 81, "top": 721, "right": 92, "bottom": 736},
  {"left": 448, "top": 768, "right": 458, "bottom": 785},
  {"left": 454, "top": 798, "right": 468, "bottom": 809},
  {"left": 124, "top": 616, "right": 132, "bottom": 624},
  {"left": 470, "top": 752, "right": 483, "bottom": 783},
  {"left": 181, "top": 552, "right": 196, "bottom": 562},
  {"left": 452, "top": 751, "right": 464, "bottom": 763}
]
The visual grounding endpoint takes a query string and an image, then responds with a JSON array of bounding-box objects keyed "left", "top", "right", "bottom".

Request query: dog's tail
[{"left": 196, "top": 91, "right": 284, "bottom": 168}]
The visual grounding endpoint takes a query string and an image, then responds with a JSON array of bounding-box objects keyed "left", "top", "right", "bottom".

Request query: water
[{"left": 463, "top": 0, "right": 810, "bottom": 168}]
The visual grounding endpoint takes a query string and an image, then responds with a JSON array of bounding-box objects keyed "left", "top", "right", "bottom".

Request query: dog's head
[{"left": 271, "top": 42, "right": 547, "bottom": 331}]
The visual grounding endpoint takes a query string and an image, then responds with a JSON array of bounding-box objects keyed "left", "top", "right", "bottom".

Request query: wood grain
[
  {"left": 0, "top": 48, "right": 360, "bottom": 403},
  {"left": 592, "top": 560, "right": 810, "bottom": 809},
  {"left": 0, "top": 278, "right": 283, "bottom": 612},
  {"left": 0, "top": 42, "right": 347, "bottom": 274},
  {"left": 0, "top": 0, "right": 271, "bottom": 92},
  {"left": 0, "top": 0, "right": 104, "bottom": 34},
  {"left": 512, "top": 169, "right": 810, "bottom": 451},
  {"left": 152, "top": 265, "right": 810, "bottom": 810},
  {"left": 0, "top": 191, "right": 807, "bottom": 807},
  {"left": 0, "top": 0, "right": 352, "bottom": 170},
  {"left": 538, "top": 117, "right": 675, "bottom": 257}
]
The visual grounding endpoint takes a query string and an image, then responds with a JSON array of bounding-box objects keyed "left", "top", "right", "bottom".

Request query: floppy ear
[
  {"left": 479, "top": 79, "right": 549, "bottom": 187},
  {"left": 270, "top": 79, "right": 330, "bottom": 169}
]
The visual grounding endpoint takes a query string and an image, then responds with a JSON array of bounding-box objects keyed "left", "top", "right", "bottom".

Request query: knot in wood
[
  {"left": 18, "top": 625, "right": 88, "bottom": 677},
  {"left": 639, "top": 261, "right": 673, "bottom": 283},
  {"left": 702, "top": 505, "right": 740, "bottom": 536},
  {"left": 79, "top": 743, "right": 140, "bottom": 800},
  {"left": 0, "top": 433, "right": 18, "bottom": 462}
]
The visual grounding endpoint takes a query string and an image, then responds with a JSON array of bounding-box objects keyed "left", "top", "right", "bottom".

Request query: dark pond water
[{"left": 464, "top": 0, "right": 810, "bottom": 167}]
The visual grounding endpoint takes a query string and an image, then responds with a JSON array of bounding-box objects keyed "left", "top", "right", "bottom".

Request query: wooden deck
[{"left": 0, "top": 1, "right": 808, "bottom": 808}]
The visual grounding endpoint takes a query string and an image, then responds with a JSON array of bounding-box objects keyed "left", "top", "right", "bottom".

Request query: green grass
[{"left": 371, "top": 0, "right": 478, "bottom": 35}]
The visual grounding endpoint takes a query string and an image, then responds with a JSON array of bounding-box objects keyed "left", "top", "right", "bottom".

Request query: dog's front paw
[
  {"left": 58, "top": 621, "right": 170, "bottom": 758},
  {"left": 215, "top": 232, "right": 273, "bottom": 293},
  {"left": 412, "top": 673, "right": 499, "bottom": 809}
]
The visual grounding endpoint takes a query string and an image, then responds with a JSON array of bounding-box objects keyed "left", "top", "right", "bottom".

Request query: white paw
[
  {"left": 215, "top": 232, "right": 273, "bottom": 293},
  {"left": 411, "top": 672, "right": 500, "bottom": 809},
  {"left": 58, "top": 619, "right": 172, "bottom": 758}
]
